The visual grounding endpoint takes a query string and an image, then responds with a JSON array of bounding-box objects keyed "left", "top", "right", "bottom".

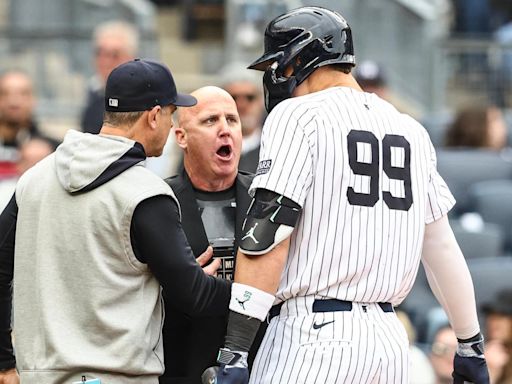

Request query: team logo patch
[{"left": 256, "top": 159, "right": 272, "bottom": 175}]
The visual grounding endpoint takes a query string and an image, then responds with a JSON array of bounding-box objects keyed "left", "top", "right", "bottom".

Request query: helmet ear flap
[{"left": 342, "top": 28, "right": 354, "bottom": 56}]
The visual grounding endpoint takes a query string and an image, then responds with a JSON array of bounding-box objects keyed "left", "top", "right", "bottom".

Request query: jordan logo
[
  {"left": 241, "top": 223, "right": 259, "bottom": 244},
  {"left": 236, "top": 297, "right": 249, "bottom": 310},
  {"left": 236, "top": 291, "right": 252, "bottom": 310}
]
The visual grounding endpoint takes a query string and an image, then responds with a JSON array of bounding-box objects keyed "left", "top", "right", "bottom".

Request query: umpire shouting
[{"left": 160, "top": 86, "right": 265, "bottom": 384}]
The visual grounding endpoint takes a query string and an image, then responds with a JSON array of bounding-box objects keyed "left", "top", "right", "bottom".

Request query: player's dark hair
[{"left": 331, "top": 63, "right": 353, "bottom": 74}]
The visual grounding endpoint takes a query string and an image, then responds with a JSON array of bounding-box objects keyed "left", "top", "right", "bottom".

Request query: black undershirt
[
  {"left": 194, "top": 186, "right": 236, "bottom": 280},
  {"left": 0, "top": 193, "right": 231, "bottom": 370}
]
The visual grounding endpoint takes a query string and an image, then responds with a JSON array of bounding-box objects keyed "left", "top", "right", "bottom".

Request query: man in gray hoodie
[{"left": 0, "top": 59, "right": 231, "bottom": 384}]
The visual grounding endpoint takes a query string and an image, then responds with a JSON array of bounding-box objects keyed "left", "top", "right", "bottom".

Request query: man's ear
[
  {"left": 147, "top": 105, "right": 161, "bottom": 130},
  {"left": 174, "top": 125, "right": 187, "bottom": 150}
]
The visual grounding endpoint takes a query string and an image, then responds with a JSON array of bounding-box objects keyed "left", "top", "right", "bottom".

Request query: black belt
[{"left": 268, "top": 299, "right": 393, "bottom": 321}]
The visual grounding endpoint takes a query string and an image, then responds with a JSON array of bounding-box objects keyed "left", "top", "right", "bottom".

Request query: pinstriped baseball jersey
[{"left": 249, "top": 86, "right": 455, "bottom": 306}]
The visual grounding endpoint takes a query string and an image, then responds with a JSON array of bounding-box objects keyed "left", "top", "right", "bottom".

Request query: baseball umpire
[{"left": 204, "top": 6, "right": 489, "bottom": 384}]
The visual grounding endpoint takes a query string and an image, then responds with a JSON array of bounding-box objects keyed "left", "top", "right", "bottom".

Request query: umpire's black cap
[{"left": 105, "top": 58, "right": 196, "bottom": 112}]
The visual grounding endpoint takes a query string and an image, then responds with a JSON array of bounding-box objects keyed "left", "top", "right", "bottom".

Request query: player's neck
[{"left": 301, "top": 67, "right": 363, "bottom": 94}]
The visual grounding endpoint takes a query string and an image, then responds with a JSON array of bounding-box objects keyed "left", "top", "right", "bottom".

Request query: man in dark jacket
[{"left": 161, "top": 86, "right": 263, "bottom": 384}]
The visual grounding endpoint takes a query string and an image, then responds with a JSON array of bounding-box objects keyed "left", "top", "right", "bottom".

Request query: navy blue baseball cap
[{"left": 105, "top": 58, "right": 197, "bottom": 112}]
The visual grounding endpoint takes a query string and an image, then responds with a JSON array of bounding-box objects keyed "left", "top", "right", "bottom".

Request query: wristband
[
  {"left": 457, "top": 334, "right": 485, "bottom": 358},
  {"left": 217, "top": 348, "right": 249, "bottom": 368},
  {"left": 229, "top": 283, "right": 275, "bottom": 321}
]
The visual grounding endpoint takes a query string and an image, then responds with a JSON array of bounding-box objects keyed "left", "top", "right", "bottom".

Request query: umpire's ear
[{"left": 174, "top": 124, "right": 187, "bottom": 150}]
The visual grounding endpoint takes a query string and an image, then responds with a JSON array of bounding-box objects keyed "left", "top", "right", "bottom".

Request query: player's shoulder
[
  {"left": 373, "top": 94, "right": 428, "bottom": 133},
  {"left": 269, "top": 95, "right": 319, "bottom": 117},
  {"left": 398, "top": 111, "right": 429, "bottom": 136},
  {"left": 265, "top": 91, "right": 329, "bottom": 129}
]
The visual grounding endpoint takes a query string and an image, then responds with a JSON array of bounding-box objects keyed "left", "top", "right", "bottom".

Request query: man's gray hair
[
  {"left": 93, "top": 20, "right": 140, "bottom": 56},
  {"left": 217, "top": 61, "right": 262, "bottom": 88}
]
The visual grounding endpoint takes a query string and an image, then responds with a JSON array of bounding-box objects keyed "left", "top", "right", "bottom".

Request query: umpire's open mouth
[{"left": 216, "top": 144, "right": 233, "bottom": 160}]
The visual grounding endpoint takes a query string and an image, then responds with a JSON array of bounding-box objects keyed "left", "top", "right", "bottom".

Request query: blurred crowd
[{"left": 1, "top": 2, "right": 512, "bottom": 383}]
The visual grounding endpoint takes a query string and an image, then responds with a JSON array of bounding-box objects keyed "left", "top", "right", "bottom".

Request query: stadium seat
[
  {"left": 467, "top": 257, "right": 512, "bottom": 331},
  {"left": 468, "top": 179, "right": 512, "bottom": 253},
  {"left": 450, "top": 219, "right": 504, "bottom": 259},
  {"left": 436, "top": 149, "right": 512, "bottom": 215},
  {"left": 399, "top": 255, "right": 512, "bottom": 343}
]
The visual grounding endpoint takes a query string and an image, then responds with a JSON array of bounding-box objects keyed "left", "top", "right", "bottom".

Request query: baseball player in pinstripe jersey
[{"left": 203, "top": 6, "right": 489, "bottom": 384}]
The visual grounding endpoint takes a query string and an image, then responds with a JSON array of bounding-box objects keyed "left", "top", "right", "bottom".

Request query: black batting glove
[
  {"left": 452, "top": 333, "right": 490, "bottom": 384},
  {"left": 201, "top": 348, "right": 249, "bottom": 384}
]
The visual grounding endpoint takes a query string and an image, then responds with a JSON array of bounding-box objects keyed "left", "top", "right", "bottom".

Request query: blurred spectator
[
  {"left": 219, "top": 62, "right": 265, "bottom": 173},
  {"left": 0, "top": 69, "right": 39, "bottom": 148},
  {"left": 485, "top": 339, "right": 509, "bottom": 383},
  {"left": 494, "top": 323, "right": 512, "bottom": 384},
  {"left": 0, "top": 69, "right": 43, "bottom": 180},
  {"left": 354, "top": 60, "right": 388, "bottom": 99},
  {"left": 16, "top": 137, "right": 56, "bottom": 175},
  {"left": 80, "top": 20, "right": 139, "bottom": 134},
  {"left": 0, "top": 136, "right": 55, "bottom": 211},
  {"left": 429, "top": 324, "right": 458, "bottom": 384},
  {"left": 396, "top": 310, "right": 436, "bottom": 384},
  {"left": 354, "top": 60, "right": 420, "bottom": 118},
  {"left": 482, "top": 289, "right": 512, "bottom": 343},
  {"left": 479, "top": 290, "right": 512, "bottom": 383},
  {"left": 444, "top": 105, "right": 507, "bottom": 150}
]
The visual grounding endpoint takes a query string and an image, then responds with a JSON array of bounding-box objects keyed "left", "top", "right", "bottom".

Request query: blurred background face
[
  {"left": 223, "top": 80, "right": 263, "bottom": 137},
  {"left": 486, "top": 107, "right": 507, "bottom": 150},
  {"left": 16, "top": 138, "right": 54, "bottom": 174},
  {"left": 179, "top": 89, "right": 242, "bottom": 181},
  {"left": 487, "top": 313, "right": 512, "bottom": 342},
  {"left": 430, "top": 327, "right": 457, "bottom": 384},
  {"left": 0, "top": 71, "right": 35, "bottom": 126},
  {"left": 94, "top": 31, "right": 136, "bottom": 85},
  {"left": 484, "top": 339, "right": 510, "bottom": 384}
]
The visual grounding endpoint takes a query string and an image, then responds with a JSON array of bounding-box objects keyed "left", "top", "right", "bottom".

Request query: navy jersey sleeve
[
  {"left": 131, "top": 195, "right": 231, "bottom": 316},
  {"left": 0, "top": 194, "right": 17, "bottom": 370}
]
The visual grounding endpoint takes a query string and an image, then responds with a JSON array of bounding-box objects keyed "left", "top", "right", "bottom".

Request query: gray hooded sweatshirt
[{"left": 13, "top": 130, "right": 176, "bottom": 384}]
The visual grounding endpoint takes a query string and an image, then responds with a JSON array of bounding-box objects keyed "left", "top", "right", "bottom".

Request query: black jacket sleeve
[
  {"left": 0, "top": 194, "right": 17, "bottom": 370},
  {"left": 130, "top": 195, "right": 231, "bottom": 317}
]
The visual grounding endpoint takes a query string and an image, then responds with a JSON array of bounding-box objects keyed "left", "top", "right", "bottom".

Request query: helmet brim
[{"left": 247, "top": 51, "right": 283, "bottom": 71}]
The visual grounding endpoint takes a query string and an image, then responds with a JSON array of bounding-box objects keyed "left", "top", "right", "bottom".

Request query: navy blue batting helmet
[{"left": 248, "top": 6, "right": 355, "bottom": 112}]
